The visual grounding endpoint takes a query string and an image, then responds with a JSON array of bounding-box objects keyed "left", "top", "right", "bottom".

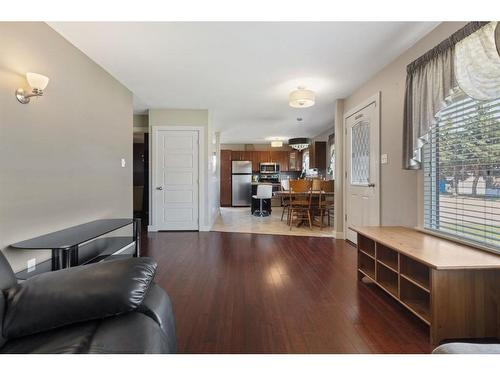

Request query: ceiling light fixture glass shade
[
  {"left": 289, "top": 87, "right": 315, "bottom": 108},
  {"left": 288, "top": 137, "right": 310, "bottom": 151},
  {"left": 271, "top": 141, "right": 283, "bottom": 148}
]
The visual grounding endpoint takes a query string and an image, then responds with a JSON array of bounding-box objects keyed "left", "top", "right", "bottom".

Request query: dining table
[{"left": 273, "top": 190, "right": 334, "bottom": 228}]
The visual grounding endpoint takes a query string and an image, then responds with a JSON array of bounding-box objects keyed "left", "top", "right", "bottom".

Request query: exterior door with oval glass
[{"left": 345, "top": 95, "right": 380, "bottom": 243}]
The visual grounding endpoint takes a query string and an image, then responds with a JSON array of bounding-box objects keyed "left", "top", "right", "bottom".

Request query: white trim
[
  {"left": 150, "top": 125, "right": 206, "bottom": 231},
  {"left": 343, "top": 92, "right": 381, "bottom": 242},
  {"left": 335, "top": 232, "right": 345, "bottom": 239}
]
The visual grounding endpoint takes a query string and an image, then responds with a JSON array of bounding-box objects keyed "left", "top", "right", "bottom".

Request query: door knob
[{"left": 156, "top": 186, "right": 163, "bottom": 190}]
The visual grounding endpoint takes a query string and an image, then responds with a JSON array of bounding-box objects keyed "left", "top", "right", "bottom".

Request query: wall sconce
[{"left": 16, "top": 72, "right": 50, "bottom": 104}]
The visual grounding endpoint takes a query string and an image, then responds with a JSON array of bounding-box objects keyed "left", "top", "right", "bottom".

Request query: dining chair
[
  {"left": 311, "top": 178, "right": 322, "bottom": 192},
  {"left": 310, "top": 178, "right": 323, "bottom": 221},
  {"left": 280, "top": 179, "right": 291, "bottom": 222},
  {"left": 318, "top": 180, "right": 335, "bottom": 229},
  {"left": 288, "top": 179, "right": 312, "bottom": 230}
]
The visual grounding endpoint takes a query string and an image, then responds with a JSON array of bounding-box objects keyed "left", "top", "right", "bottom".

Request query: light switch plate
[
  {"left": 121, "top": 158, "right": 126, "bottom": 168},
  {"left": 27, "top": 258, "right": 36, "bottom": 273},
  {"left": 381, "top": 154, "right": 388, "bottom": 165}
]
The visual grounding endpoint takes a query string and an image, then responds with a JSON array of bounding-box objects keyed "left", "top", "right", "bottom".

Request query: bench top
[
  {"left": 350, "top": 226, "right": 500, "bottom": 270},
  {"left": 11, "top": 219, "right": 134, "bottom": 250}
]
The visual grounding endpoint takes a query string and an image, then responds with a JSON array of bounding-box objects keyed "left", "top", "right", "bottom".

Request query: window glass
[{"left": 423, "top": 93, "right": 500, "bottom": 251}]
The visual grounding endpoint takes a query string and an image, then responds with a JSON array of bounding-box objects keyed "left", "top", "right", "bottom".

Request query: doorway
[
  {"left": 133, "top": 132, "right": 149, "bottom": 226},
  {"left": 344, "top": 93, "right": 380, "bottom": 243}
]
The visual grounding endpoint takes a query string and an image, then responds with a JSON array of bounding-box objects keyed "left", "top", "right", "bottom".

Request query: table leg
[
  {"left": 134, "top": 218, "right": 141, "bottom": 257},
  {"left": 69, "top": 245, "right": 79, "bottom": 267},
  {"left": 51, "top": 249, "right": 61, "bottom": 271}
]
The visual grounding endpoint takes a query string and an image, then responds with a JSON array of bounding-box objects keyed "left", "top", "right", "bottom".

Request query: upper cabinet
[
  {"left": 270, "top": 151, "right": 289, "bottom": 171},
  {"left": 309, "top": 141, "right": 327, "bottom": 171},
  {"left": 227, "top": 149, "right": 302, "bottom": 172}
]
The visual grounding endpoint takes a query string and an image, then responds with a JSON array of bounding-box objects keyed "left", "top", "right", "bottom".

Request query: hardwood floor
[{"left": 142, "top": 231, "right": 431, "bottom": 353}]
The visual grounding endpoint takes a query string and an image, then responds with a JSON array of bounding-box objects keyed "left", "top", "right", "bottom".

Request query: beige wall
[
  {"left": 133, "top": 114, "right": 148, "bottom": 127},
  {"left": 148, "top": 108, "right": 217, "bottom": 230},
  {"left": 0, "top": 22, "right": 133, "bottom": 272},
  {"left": 342, "top": 22, "right": 467, "bottom": 228}
]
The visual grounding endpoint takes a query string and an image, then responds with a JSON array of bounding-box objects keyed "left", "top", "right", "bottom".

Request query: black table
[{"left": 11, "top": 219, "right": 140, "bottom": 271}]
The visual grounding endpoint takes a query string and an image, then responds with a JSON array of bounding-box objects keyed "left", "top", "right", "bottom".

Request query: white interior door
[
  {"left": 154, "top": 130, "right": 199, "bottom": 230},
  {"left": 345, "top": 99, "right": 380, "bottom": 243}
]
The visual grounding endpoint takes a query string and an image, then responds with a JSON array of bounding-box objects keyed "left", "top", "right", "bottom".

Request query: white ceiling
[{"left": 48, "top": 22, "right": 439, "bottom": 144}]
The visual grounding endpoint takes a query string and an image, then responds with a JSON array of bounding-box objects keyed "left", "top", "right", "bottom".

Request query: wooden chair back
[
  {"left": 280, "top": 179, "right": 291, "bottom": 206},
  {"left": 289, "top": 179, "right": 311, "bottom": 193},
  {"left": 321, "top": 180, "right": 334, "bottom": 193},
  {"left": 311, "top": 178, "right": 323, "bottom": 191},
  {"left": 319, "top": 180, "right": 335, "bottom": 206},
  {"left": 289, "top": 180, "right": 312, "bottom": 209}
]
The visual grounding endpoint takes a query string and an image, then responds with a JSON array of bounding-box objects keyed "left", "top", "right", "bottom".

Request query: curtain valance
[{"left": 403, "top": 22, "right": 500, "bottom": 170}]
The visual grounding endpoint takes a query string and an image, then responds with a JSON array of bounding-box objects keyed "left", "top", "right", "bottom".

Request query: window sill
[{"left": 415, "top": 226, "right": 500, "bottom": 256}]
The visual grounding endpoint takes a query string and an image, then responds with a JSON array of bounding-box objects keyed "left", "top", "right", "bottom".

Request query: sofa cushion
[{"left": 3, "top": 257, "right": 156, "bottom": 339}]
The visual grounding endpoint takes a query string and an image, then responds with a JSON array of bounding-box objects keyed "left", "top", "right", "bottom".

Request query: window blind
[{"left": 423, "top": 94, "right": 500, "bottom": 251}]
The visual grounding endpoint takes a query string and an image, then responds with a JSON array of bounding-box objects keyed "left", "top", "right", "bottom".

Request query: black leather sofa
[{"left": 0, "top": 252, "right": 176, "bottom": 353}]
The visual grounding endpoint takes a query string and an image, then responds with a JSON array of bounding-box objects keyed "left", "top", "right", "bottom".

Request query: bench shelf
[{"left": 352, "top": 226, "right": 500, "bottom": 348}]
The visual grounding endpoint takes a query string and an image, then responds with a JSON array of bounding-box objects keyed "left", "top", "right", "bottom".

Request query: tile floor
[{"left": 211, "top": 207, "right": 336, "bottom": 238}]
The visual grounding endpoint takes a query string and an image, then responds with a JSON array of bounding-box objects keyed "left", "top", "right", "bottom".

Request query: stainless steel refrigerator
[{"left": 232, "top": 160, "right": 252, "bottom": 206}]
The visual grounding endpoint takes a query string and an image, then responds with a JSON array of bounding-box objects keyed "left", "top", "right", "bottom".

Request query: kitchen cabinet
[
  {"left": 231, "top": 151, "right": 243, "bottom": 161},
  {"left": 270, "top": 151, "right": 289, "bottom": 171},
  {"left": 228, "top": 150, "right": 301, "bottom": 173},
  {"left": 220, "top": 150, "right": 232, "bottom": 207},
  {"left": 309, "top": 141, "right": 327, "bottom": 172}
]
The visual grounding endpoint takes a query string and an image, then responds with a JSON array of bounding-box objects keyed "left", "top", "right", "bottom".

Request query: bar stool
[{"left": 252, "top": 184, "right": 273, "bottom": 217}]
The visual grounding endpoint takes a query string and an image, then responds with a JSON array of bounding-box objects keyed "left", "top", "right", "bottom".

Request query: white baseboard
[
  {"left": 335, "top": 231, "right": 345, "bottom": 239},
  {"left": 147, "top": 225, "right": 158, "bottom": 232}
]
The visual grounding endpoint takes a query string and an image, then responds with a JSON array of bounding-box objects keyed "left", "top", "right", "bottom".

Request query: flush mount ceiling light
[
  {"left": 16, "top": 72, "right": 50, "bottom": 104},
  {"left": 271, "top": 140, "right": 283, "bottom": 148},
  {"left": 289, "top": 87, "right": 315, "bottom": 108},
  {"left": 288, "top": 137, "right": 310, "bottom": 151}
]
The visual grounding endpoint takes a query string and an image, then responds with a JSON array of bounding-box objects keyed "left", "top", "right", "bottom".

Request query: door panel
[
  {"left": 345, "top": 100, "right": 380, "bottom": 243},
  {"left": 155, "top": 130, "right": 199, "bottom": 230}
]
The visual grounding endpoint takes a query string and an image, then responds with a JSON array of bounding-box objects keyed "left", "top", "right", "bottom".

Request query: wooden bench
[{"left": 350, "top": 226, "right": 500, "bottom": 348}]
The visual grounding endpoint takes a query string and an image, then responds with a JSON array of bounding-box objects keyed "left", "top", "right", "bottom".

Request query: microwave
[{"left": 260, "top": 162, "right": 280, "bottom": 174}]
